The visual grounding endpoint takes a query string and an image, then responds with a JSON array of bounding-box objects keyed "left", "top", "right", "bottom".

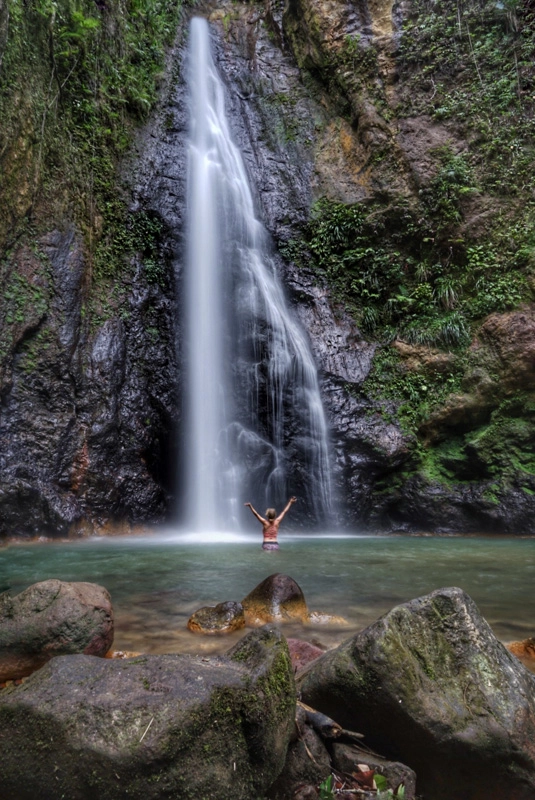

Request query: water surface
[{"left": 1, "top": 532, "right": 533, "bottom": 656}]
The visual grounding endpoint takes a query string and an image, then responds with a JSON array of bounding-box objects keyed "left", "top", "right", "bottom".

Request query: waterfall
[{"left": 184, "top": 16, "right": 333, "bottom": 531}]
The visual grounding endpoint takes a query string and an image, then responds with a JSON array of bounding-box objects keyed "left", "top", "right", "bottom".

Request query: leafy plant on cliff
[
  {"left": 419, "top": 148, "right": 477, "bottom": 228},
  {"left": 398, "top": 0, "right": 535, "bottom": 195},
  {"left": 0, "top": 0, "right": 181, "bottom": 303},
  {"left": 286, "top": 191, "right": 527, "bottom": 351}
]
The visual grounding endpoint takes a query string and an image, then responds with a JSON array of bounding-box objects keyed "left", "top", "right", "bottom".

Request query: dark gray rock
[
  {"left": 367, "top": 473, "right": 535, "bottom": 535},
  {"left": 267, "top": 703, "right": 331, "bottom": 799},
  {"left": 0, "top": 216, "right": 178, "bottom": 535},
  {"left": 0, "top": 625, "right": 295, "bottom": 800},
  {"left": 298, "top": 587, "right": 535, "bottom": 800},
  {"left": 0, "top": 579, "right": 113, "bottom": 681}
]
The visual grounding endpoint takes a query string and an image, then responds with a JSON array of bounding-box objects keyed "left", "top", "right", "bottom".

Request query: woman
[{"left": 244, "top": 497, "right": 297, "bottom": 550}]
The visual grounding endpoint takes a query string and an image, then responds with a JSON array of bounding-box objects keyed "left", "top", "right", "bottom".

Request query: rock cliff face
[
  {"left": 1, "top": 0, "right": 535, "bottom": 534},
  {"left": 0, "top": 0, "right": 181, "bottom": 535}
]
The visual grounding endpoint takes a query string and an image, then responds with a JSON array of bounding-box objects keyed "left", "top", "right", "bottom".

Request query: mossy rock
[
  {"left": 0, "top": 626, "right": 296, "bottom": 799},
  {"left": 297, "top": 587, "right": 535, "bottom": 800}
]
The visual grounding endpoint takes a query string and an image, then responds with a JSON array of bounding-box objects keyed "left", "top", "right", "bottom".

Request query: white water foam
[{"left": 184, "top": 17, "right": 333, "bottom": 532}]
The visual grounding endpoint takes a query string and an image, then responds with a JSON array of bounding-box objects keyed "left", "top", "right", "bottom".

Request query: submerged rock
[
  {"left": 241, "top": 573, "right": 310, "bottom": 625},
  {"left": 0, "top": 625, "right": 295, "bottom": 800},
  {"left": 187, "top": 600, "right": 245, "bottom": 634},
  {"left": 188, "top": 575, "right": 348, "bottom": 635},
  {"left": 0, "top": 579, "right": 113, "bottom": 681},
  {"left": 298, "top": 586, "right": 535, "bottom": 800}
]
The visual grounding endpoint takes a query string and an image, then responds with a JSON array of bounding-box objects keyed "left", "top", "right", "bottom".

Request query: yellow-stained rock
[{"left": 242, "top": 573, "right": 310, "bottom": 626}]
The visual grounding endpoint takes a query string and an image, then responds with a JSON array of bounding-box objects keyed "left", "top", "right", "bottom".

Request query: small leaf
[
  {"left": 374, "top": 774, "right": 388, "bottom": 791},
  {"left": 319, "top": 774, "right": 334, "bottom": 800}
]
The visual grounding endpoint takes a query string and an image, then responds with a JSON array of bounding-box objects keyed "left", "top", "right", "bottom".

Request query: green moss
[
  {"left": 362, "top": 347, "right": 465, "bottom": 433},
  {"left": 0, "top": 0, "right": 181, "bottom": 343},
  {"left": 398, "top": 0, "right": 535, "bottom": 196},
  {"left": 419, "top": 399, "right": 535, "bottom": 489},
  {"left": 281, "top": 3, "right": 535, "bottom": 513}
]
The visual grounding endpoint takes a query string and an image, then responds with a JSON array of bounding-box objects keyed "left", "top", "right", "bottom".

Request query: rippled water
[{"left": 1, "top": 532, "right": 534, "bottom": 657}]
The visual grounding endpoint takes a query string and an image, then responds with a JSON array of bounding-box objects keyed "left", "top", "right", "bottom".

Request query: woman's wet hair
[{"left": 265, "top": 508, "right": 276, "bottom": 520}]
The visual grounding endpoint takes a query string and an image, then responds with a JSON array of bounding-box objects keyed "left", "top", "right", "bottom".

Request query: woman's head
[{"left": 265, "top": 508, "right": 276, "bottom": 521}]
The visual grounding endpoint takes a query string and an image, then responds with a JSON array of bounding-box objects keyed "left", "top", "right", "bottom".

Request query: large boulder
[
  {"left": 0, "top": 625, "right": 295, "bottom": 800},
  {"left": 0, "top": 579, "right": 113, "bottom": 681},
  {"left": 298, "top": 587, "right": 535, "bottom": 800},
  {"left": 241, "top": 573, "right": 310, "bottom": 625}
]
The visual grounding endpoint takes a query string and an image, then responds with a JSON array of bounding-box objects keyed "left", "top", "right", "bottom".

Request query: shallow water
[{"left": 1, "top": 532, "right": 534, "bottom": 656}]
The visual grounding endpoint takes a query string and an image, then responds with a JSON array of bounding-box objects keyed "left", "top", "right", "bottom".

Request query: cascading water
[{"left": 184, "top": 16, "right": 334, "bottom": 531}]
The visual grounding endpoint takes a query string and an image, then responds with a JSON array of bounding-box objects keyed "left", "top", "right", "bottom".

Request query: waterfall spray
[{"left": 185, "top": 17, "right": 333, "bottom": 531}]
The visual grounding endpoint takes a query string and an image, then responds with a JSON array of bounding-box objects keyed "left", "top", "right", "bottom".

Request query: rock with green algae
[
  {"left": 187, "top": 599, "right": 245, "bottom": 634},
  {"left": 0, "top": 625, "right": 295, "bottom": 800},
  {"left": 297, "top": 586, "right": 535, "bottom": 800}
]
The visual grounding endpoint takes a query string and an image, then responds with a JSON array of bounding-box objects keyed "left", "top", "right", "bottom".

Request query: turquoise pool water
[{"left": 1, "top": 531, "right": 534, "bottom": 656}]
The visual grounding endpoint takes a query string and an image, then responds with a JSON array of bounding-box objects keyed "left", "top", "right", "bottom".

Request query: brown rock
[
  {"left": 506, "top": 638, "right": 535, "bottom": 673},
  {"left": 104, "top": 649, "right": 141, "bottom": 659},
  {"left": 419, "top": 392, "right": 493, "bottom": 440},
  {"left": 478, "top": 307, "right": 535, "bottom": 392},
  {"left": 287, "top": 638, "right": 325, "bottom": 672},
  {"left": 393, "top": 339, "right": 456, "bottom": 374},
  {"left": 242, "top": 573, "right": 310, "bottom": 626},
  {"left": 187, "top": 600, "right": 245, "bottom": 634},
  {"left": 0, "top": 579, "right": 113, "bottom": 681}
]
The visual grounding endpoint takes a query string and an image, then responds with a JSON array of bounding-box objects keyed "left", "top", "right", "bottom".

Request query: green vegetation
[
  {"left": 280, "top": 0, "right": 535, "bottom": 502},
  {"left": 362, "top": 347, "right": 465, "bottom": 432},
  {"left": 399, "top": 0, "right": 535, "bottom": 195},
  {"left": 319, "top": 772, "right": 406, "bottom": 798},
  {"left": 283, "top": 184, "right": 531, "bottom": 351},
  {"left": 0, "top": 0, "right": 181, "bottom": 317}
]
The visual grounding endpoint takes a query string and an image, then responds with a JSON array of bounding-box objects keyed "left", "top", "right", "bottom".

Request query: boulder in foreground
[
  {"left": 0, "top": 625, "right": 295, "bottom": 800},
  {"left": 298, "top": 586, "right": 535, "bottom": 800},
  {"left": 0, "top": 579, "right": 113, "bottom": 681}
]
